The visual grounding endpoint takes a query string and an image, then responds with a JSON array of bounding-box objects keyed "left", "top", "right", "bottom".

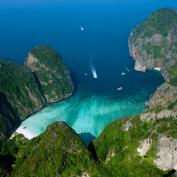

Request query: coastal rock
[
  {"left": 0, "top": 92, "right": 21, "bottom": 139},
  {"left": 122, "top": 119, "right": 132, "bottom": 131},
  {"left": 140, "top": 112, "right": 156, "bottom": 122},
  {"left": 154, "top": 136, "right": 177, "bottom": 171},
  {"left": 0, "top": 46, "right": 74, "bottom": 139},
  {"left": 25, "top": 46, "right": 74, "bottom": 103},
  {"left": 148, "top": 83, "right": 177, "bottom": 110},
  {"left": 94, "top": 113, "right": 177, "bottom": 176},
  {"left": 137, "top": 138, "right": 152, "bottom": 157},
  {"left": 105, "top": 148, "right": 116, "bottom": 163},
  {"left": 140, "top": 109, "right": 177, "bottom": 122},
  {"left": 0, "top": 61, "right": 45, "bottom": 120},
  {"left": 129, "top": 8, "right": 177, "bottom": 81}
]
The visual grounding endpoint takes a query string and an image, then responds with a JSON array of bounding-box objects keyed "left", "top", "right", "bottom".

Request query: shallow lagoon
[{"left": 1, "top": 0, "right": 176, "bottom": 143}]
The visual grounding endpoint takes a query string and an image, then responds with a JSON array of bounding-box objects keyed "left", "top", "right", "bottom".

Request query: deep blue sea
[{"left": 1, "top": 0, "right": 176, "bottom": 144}]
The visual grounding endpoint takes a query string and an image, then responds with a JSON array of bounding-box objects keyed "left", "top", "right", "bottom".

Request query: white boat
[
  {"left": 121, "top": 72, "right": 126, "bottom": 76},
  {"left": 117, "top": 87, "right": 123, "bottom": 91},
  {"left": 80, "top": 26, "right": 84, "bottom": 31},
  {"left": 154, "top": 67, "right": 161, "bottom": 71}
]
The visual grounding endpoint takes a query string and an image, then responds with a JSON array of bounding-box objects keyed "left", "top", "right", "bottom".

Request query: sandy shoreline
[{"left": 11, "top": 126, "right": 36, "bottom": 140}]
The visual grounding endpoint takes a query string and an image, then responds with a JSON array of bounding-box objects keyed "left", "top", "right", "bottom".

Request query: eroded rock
[{"left": 154, "top": 136, "right": 177, "bottom": 171}]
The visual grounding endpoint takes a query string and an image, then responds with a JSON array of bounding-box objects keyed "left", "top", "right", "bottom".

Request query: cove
[
  {"left": 17, "top": 69, "right": 163, "bottom": 145},
  {"left": 1, "top": 0, "right": 176, "bottom": 144}
]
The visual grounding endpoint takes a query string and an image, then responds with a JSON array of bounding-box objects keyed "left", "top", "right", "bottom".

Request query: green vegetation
[
  {"left": 0, "top": 45, "right": 74, "bottom": 140},
  {"left": 1, "top": 116, "right": 177, "bottom": 177},
  {"left": 26, "top": 46, "right": 74, "bottom": 103},
  {"left": 13, "top": 122, "right": 107, "bottom": 177},
  {"left": 169, "top": 64, "right": 177, "bottom": 85},
  {"left": 0, "top": 61, "right": 44, "bottom": 119},
  {"left": 0, "top": 135, "right": 28, "bottom": 177},
  {"left": 143, "top": 43, "right": 162, "bottom": 58},
  {"left": 93, "top": 116, "right": 177, "bottom": 177},
  {"left": 132, "top": 8, "right": 177, "bottom": 41}
]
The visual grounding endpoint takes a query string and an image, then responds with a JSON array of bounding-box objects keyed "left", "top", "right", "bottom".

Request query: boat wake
[{"left": 90, "top": 61, "right": 98, "bottom": 79}]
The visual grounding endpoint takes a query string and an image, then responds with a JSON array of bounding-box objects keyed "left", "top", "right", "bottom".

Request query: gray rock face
[
  {"left": 105, "top": 148, "right": 116, "bottom": 163},
  {"left": 0, "top": 46, "right": 74, "bottom": 140},
  {"left": 25, "top": 46, "right": 74, "bottom": 103},
  {"left": 122, "top": 119, "right": 132, "bottom": 131},
  {"left": 129, "top": 8, "right": 177, "bottom": 81},
  {"left": 140, "top": 109, "right": 177, "bottom": 122},
  {"left": 129, "top": 8, "right": 177, "bottom": 110},
  {"left": 148, "top": 83, "right": 177, "bottom": 110},
  {"left": 154, "top": 136, "right": 177, "bottom": 171},
  {"left": 137, "top": 138, "right": 152, "bottom": 157}
]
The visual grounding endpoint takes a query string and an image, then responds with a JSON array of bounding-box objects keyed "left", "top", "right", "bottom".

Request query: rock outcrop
[
  {"left": 0, "top": 61, "right": 45, "bottom": 138},
  {"left": 129, "top": 8, "right": 177, "bottom": 81},
  {"left": 129, "top": 8, "right": 177, "bottom": 110},
  {"left": 148, "top": 83, "right": 177, "bottom": 110},
  {"left": 13, "top": 122, "right": 103, "bottom": 177},
  {"left": 93, "top": 114, "right": 177, "bottom": 176},
  {"left": 0, "top": 46, "right": 74, "bottom": 140},
  {"left": 25, "top": 46, "right": 74, "bottom": 103},
  {"left": 154, "top": 136, "right": 177, "bottom": 171},
  {"left": 137, "top": 138, "right": 152, "bottom": 157}
]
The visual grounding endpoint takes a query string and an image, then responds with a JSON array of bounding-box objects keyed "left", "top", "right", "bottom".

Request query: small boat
[
  {"left": 117, "top": 87, "right": 123, "bottom": 91},
  {"left": 154, "top": 67, "right": 161, "bottom": 71},
  {"left": 84, "top": 73, "right": 88, "bottom": 76},
  {"left": 121, "top": 72, "right": 126, "bottom": 76},
  {"left": 80, "top": 26, "right": 85, "bottom": 31}
]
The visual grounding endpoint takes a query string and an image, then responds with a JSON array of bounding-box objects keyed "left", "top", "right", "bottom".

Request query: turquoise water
[
  {"left": 20, "top": 79, "right": 162, "bottom": 144},
  {"left": 1, "top": 0, "right": 176, "bottom": 144}
]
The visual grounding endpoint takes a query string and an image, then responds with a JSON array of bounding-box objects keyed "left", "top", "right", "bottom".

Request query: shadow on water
[
  {"left": 79, "top": 132, "right": 96, "bottom": 146},
  {"left": 79, "top": 132, "right": 99, "bottom": 161}
]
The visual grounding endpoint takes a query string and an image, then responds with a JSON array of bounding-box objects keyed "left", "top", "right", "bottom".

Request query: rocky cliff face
[
  {"left": 129, "top": 8, "right": 177, "bottom": 81},
  {"left": 129, "top": 8, "right": 177, "bottom": 110},
  {"left": 25, "top": 46, "right": 74, "bottom": 103},
  {"left": 93, "top": 112, "right": 177, "bottom": 176},
  {"left": 0, "top": 93, "right": 20, "bottom": 140},
  {"left": 0, "top": 61, "right": 45, "bottom": 138},
  {"left": 0, "top": 46, "right": 74, "bottom": 140},
  {"left": 148, "top": 83, "right": 177, "bottom": 110},
  {"left": 0, "top": 61, "right": 45, "bottom": 120}
]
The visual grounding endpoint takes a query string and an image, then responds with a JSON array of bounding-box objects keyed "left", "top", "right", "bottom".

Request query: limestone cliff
[
  {"left": 0, "top": 61, "right": 45, "bottom": 120},
  {"left": 25, "top": 46, "right": 74, "bottom": 103},
  {"left": 129, "top": 8, "right": 177, "bottom": 110},
  {"left": 129, "top": 8, "right": 177, "bottom": 81},
  {"left": 0, "top": 46, "right": 74, "bottom": 140},
  {"left": 0, "top": 61, "right": 45, "bottom": 139},
  {"left": 93, "top": 111, "right": 177, "bottom": 176}
]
